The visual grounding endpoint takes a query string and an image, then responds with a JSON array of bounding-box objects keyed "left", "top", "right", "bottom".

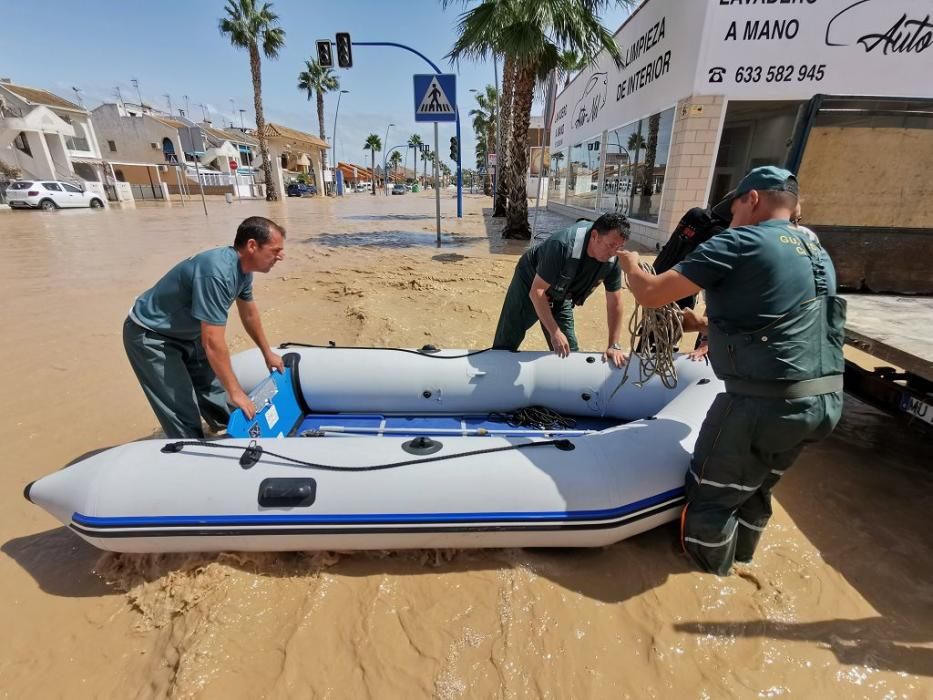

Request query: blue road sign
[{"left": 413, "top": 74, "right": 456, "bottom": 123}]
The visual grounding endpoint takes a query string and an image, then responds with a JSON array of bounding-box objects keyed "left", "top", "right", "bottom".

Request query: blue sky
[{"left": 0, "top": 0, "right": 633, "bottom": 172}]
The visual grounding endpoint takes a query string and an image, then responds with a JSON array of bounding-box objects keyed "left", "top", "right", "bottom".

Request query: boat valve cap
[{"left": 402, "top": 436, "right": 443, "bottom": 455}]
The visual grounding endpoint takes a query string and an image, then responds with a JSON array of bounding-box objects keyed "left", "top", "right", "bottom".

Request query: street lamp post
[
  {"left": 331, "top": 89, "right": 349, "bottom": 196},
  {"left": 238, "top": 109, "right": 246, "bottom": 129},
  {"left": 383, "top": 122, "right": 394, "bottom": 195}
]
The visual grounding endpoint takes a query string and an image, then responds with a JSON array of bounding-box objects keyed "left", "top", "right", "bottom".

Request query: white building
[
  {"left": 0, "top": 79, "right": 108, "bottom": 197},
  {"left": 547, "top": 0, "right": 933, "bottom": 291}
]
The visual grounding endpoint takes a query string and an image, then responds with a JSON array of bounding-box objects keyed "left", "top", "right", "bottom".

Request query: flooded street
[{"left": 1, "top": 193, "right": 931, "bottom": 699}]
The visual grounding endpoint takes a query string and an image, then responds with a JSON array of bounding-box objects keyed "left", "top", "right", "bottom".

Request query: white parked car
[{"left": 6, "top": 180, "right": 105, "bottom": 210}]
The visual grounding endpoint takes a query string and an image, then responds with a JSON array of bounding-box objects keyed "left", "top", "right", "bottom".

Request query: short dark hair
[
  {"left": 758, "top": 189, "right": 799, "bottom": 210},
  {"left": 592, "top": 212, "right": 631, "bottom": 240},
  {"left": 234, "top": 216, "right": 286, "bottom": 249}
]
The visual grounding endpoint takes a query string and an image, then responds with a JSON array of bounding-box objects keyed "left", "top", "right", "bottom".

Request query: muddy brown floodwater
[{"left": 0, "top": 193, "right": 930, "bottom": 699}]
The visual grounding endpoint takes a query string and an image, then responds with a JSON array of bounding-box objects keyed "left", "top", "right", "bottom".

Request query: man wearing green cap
[{"left": 619, "top": 166, "right": 845, "bottom": 576}]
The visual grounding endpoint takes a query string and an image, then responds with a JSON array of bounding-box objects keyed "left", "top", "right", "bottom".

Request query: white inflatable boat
[{"left": 25, "top": 345, "right": 722, "bottom": 553}]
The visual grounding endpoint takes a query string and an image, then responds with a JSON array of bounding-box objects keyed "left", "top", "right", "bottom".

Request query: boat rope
[
  {"left": 607, "top": 260, "right": 683, "bottom": 403},
  {"left": 279, "top": 342, "right": 494, "bottom": 359},
  {"left": 491, "top": 406, "right": 578, "bottom": 431},
  {"left": 159, "top": 437, "right": 574, "bottom": 472}
]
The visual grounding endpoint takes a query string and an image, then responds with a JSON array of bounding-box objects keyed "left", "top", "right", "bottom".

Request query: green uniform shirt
[
  {"left": 673, "top": 219, "right": 836, "bottom": 332},
  {"left": 515, "top": 225, "right": 622, "bottom": 303},
  {"left": 130, "top": 246, "right": 253, "bottom": 340}
]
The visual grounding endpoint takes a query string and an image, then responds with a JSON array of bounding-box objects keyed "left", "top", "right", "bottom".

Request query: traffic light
[
  {"left": 449, "top": 136, "right": 458, "bottom": 161},
  {"left": 316, "top": 40, "right": 332, "bottom": 68},
  {"left": 336, "top": 32, "right": 353, "bottom": 68}
]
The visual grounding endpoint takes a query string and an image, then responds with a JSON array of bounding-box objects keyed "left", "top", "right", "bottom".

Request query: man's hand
[
  {"left": 686, "top": 342, "right": 710, "bottom": 363},
  {"left": 550, "top": 329, "right": 571, "bottom": 358},
  {"left": 229, "top": 387, "right": 256, "bottom": 419},
  {"left": 618, "top": 250, "right": 641, "bottom": 274},
  {"left": 264, "top": 351, "right": 285, "bottom": 373},
  {"left": 603, "top": 346, "right": 628, "bottom": 368}
]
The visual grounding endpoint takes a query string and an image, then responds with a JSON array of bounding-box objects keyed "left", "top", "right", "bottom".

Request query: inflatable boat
[{"left": 25, "top": 345, "right": 722, "bottom": 553}]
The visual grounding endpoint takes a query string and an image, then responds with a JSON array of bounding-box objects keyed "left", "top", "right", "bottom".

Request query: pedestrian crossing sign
[{"left": 413, "top": 74, "right": 457, "bottom": 123}]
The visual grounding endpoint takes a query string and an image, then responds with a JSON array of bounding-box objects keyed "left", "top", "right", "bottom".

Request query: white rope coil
[{"left": 608, "top": 261, "right": 684, "bottom": 404}]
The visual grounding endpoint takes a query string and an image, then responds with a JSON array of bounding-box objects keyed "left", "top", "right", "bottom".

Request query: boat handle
[{"left": 258, "top": 478, "right": 317, "bottom": 507}]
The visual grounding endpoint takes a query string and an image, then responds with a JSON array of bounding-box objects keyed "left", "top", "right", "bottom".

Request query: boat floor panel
[{"left": 297, "top": 413, "right": 622, "bottom": 437}]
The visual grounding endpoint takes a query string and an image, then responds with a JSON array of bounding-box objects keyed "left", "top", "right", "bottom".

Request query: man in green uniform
[
  {"left": 493, "top": 212, "right": 630, "bottom": 367},
  {"left": 123, "top": 216, "right": 287, "bottom": 439},
  {"left": 619, "top": 166, "right": 845, "bottom": 575}
]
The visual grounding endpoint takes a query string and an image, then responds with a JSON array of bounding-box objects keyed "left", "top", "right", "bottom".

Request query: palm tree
[
  {"left": 297, "top": 59, "right": 339, "bottom": 183},
  {"left": 638, "top": 112, "right": 661, "bottom": 219},
  {"left": 389, "top": 150, "right": 403, "bottom": 183},
  {"left": 407, "top": 134, "right": 423, "bottom": 183},
  {"left": 559, "top": 50, "right": 589, "bottom": 88},
  {"left": 470, "top": 84, "right": 498, "bottom": 196},
  {"left": 447, "top": 0, "right": 628, "bottom": 238},
  {"left": 421, "top": 148, "right": 432, "bottom": 185},
  {"left": 364, "top": 133, "right": 382, "bottom": 195},
  {"left": 219, "top": 0, "right": 286, "bottom": 201}
]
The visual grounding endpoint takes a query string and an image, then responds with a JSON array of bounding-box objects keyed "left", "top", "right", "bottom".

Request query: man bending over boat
[
  {"left": 123, "top": 216, "right": 286, "bottom": 439},
  {"left": 492, "top": 212, "right": 630, "bottom": 367},
  {"left": 618, "top": 167, "right": 845, "bottom": 576}
]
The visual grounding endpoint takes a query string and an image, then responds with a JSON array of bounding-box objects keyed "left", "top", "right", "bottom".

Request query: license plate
[{"left": 900, "top": 392, "right": 933, "bottom": 426}]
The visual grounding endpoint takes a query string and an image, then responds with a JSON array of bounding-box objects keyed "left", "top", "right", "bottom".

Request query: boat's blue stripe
[{"left": 71, "top": 487, "right": 685, "bottom": 529}]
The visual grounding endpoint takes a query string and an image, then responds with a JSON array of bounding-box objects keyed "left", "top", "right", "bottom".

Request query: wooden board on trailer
[{"left": 842, "top": 295, "right": 933, "bottom": 382}]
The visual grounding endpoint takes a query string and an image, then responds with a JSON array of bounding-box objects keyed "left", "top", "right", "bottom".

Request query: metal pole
[
  {"left": 455, "top": 107, "right": 463, "bottom": 218},
  {"left": 332, "top": 90, "right": 348, "bottom": 197},
  {"left": 194, "top": 158, "right": 207, "bottom": 216},
  {"left": 383, "top": 123, "right": 393, "bottom": 195},
  {"left": 434, "top": 122, "right": 441, "bottom": 246}
]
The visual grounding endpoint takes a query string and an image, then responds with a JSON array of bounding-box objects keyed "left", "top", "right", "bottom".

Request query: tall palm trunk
[
  {"left": 638, "top": 112, "right": 660, "bottom": 220},
  {"left": 484, "top": 122, "right": 495, "bottom": 196},
  {"left": 370, "top": 151, "right": 376, "bottom": 195},
  {"left": 494, "top": 56, "right": 515, "bottom": 218},
  {"left": 502, "top": 64, "right": 535, "bottom": 239},
  {"left": 316, "top": 89, "right": 327, "bottom": 184},
  {"left": 249, "top": 43, "right": 277, "bottom": 201}
]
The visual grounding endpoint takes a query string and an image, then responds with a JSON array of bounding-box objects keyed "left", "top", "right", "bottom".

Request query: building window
[
  {"left": 73, "top": 162, "right": 100, "bottom": 182},
  {"left": 14, "top": 132, "right": 32, "bottom": 157},
  {"left": 162, "top": 138, "right": 177, "bottom": 163},
  {"left": 549, "top": 149, "right": 567, "bottom": 204},
  {"left": 108, "top": 140, "right": 117, "bottom": 152},
  {"left": 65, "top": 123, "right": 90, "bottom": 152},
  {"left": 602, "top": 107, "right": 674, "bottom": 224},
  {"left": 566, "top": 138, "right": 602, "bottom": 210}
]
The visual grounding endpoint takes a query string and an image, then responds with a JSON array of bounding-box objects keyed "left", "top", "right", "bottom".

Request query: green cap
[{"left": 735, "top": 165, "right": 799, "bottom": 198}]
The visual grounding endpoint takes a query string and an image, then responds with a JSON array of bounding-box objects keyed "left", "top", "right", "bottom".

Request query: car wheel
[
  {"left": 39, "top": 199, "right": 57, "bottom": 211},
  {"left": 89, "top": 198, "right": 104, "bottom": 208}
]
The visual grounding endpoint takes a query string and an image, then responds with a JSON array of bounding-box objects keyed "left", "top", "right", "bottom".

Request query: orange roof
[
  {"left": 0, "top": 82, "right": 84, "bottom": 112},
  {"left": 261, "top": 122, "right": 329, "bottom": 149}
]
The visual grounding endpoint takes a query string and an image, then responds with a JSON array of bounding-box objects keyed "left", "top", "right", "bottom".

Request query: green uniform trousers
[
  {"left": 682, "top": 391, "right": 843, "bottom": 575},
  {"left": 123, "top": 317, "right": 231, "bottom": 439},
  {"left": 492, "top": 273, "right": 578, "bottom": 351}
]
